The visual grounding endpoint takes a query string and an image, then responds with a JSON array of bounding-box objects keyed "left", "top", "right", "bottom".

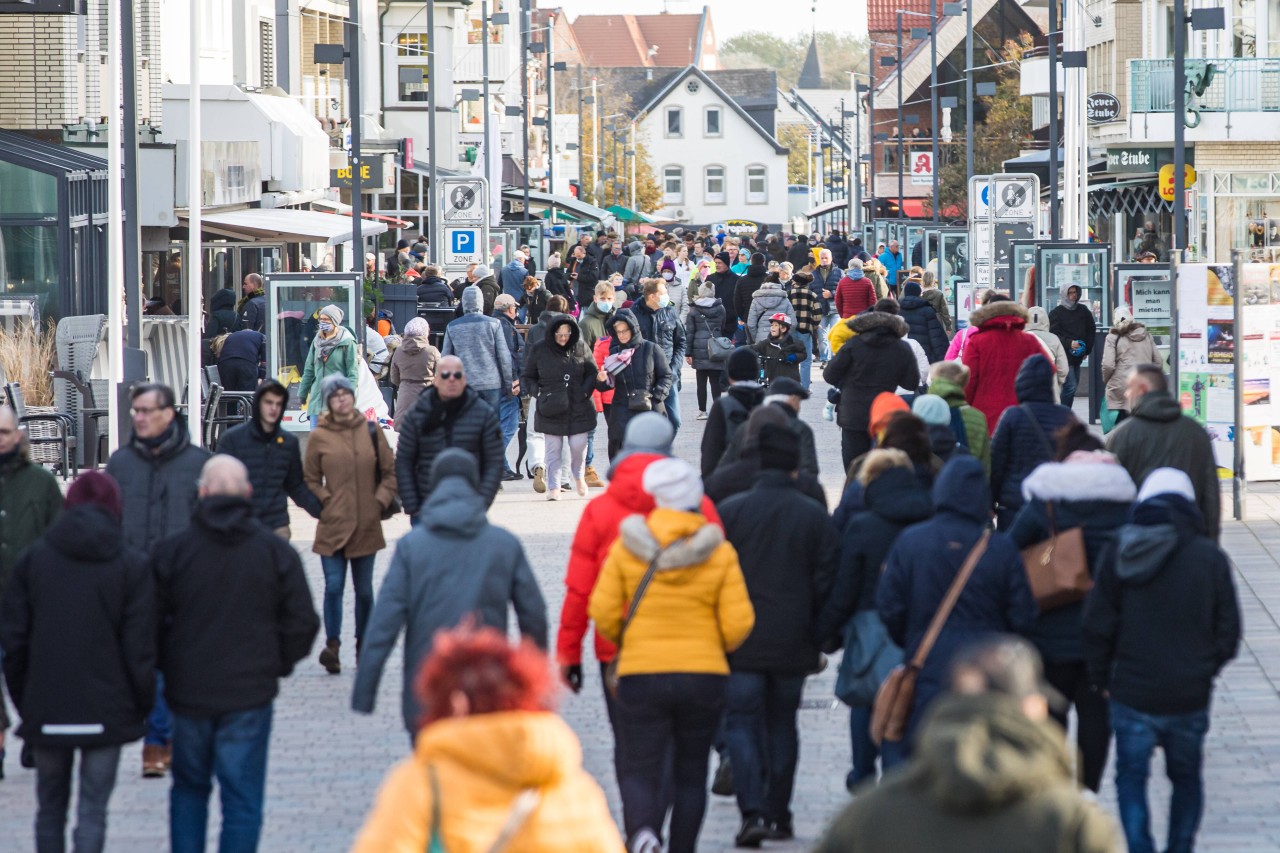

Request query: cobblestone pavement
[{"left": 3, "top": 370, "right": 1280, "bottom": 851}]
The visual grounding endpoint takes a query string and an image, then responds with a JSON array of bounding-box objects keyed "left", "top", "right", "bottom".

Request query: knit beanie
[
  {"left": 622, "top": 412, "right": 675, "bottom": 456},
  {"left": 319, "top": 304, "right": 344, "bottom": 325},
  {"left": 715, "top": 251, "right": 732, "bottom": 267},
  {"left": 319, "top": 374, "right": 355, "bottom": 405},
  {"left": 427, "top": 447, "right": 480, "bottom": 494},
  {"left": 911, "top": 394, "right": 951, "bottom": 426},
  {"left": 65, "top": 470, "right": 123, "bottom": 520},
  {"left": 726, "top": 347, "right": 760, "bottom": 382},
  {"left": 903, "top": 281, "right": 923, "bottom": 297},
  {"left": 643, "top": 457, "right": 703, "bottom": 511},
  {"left": 1137, "top": 467, "right": 1196, "bottom": 503},
  {"left": 756, "top": 423, "right": 801, "bottom": 472}
]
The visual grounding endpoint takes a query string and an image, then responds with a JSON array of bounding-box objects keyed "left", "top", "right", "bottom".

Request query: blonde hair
[
  {"left": 594, "top": 281, "right": 615, "bottom": 298},
  {"left": 929, "top": 360, "right": 970, "bottom": 386},
  {"left": 857, "top": 448, "right": 912, "bottom": 486}
]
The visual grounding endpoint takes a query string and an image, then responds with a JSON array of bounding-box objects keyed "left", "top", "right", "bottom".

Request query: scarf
[
  {"left": 422, "top": 388, "right": 467, "bottom": 433},
  {"left": 131, "top": 418, "right": 184, "bottom": 458},
  {"left": 315, "top": 327, "right": 349, "bottom": 363}
]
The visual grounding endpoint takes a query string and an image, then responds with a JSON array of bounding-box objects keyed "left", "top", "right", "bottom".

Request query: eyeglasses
[
  {"left": 130, "top": 405, "right": 170, "bottom": 416},
  {"left": 438, "top": 371, "right": 464, "bottom": 381}
]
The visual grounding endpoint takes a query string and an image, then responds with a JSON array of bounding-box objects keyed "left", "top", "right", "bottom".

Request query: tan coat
[
  {"left": 1102, "top": 321, "right": 1161, "bottom": 410},
  {"left": 304, "top": 410, "right": 398, "bottom": 558}
]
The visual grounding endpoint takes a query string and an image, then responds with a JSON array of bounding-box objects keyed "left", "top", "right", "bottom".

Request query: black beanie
[
  {"left": 715, "top": 251, "right": 732, "bottom": 267},
  {"left": 727, "top": 347, "right": 760, "bottom": 382},
  {"left": 427, "top": 447, "right": 480, "bottom": 494},
  {"left": 903, "top": 280, "right": 922, "bottom": 297},
  {"left": 756, "top": 423, "right": 801, "bottom": 472},
  {"left": 751, "top": 252, "right": 766, "bottom": 267}
]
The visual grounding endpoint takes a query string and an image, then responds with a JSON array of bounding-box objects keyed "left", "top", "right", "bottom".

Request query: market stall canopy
[
  {"left": 606, "top": 204, "right": 657, "bottom": 223},
  {"left": 501, "top": 187, "right": 616, "bottom": 226},
  {"left": 180, "top": 208, "right": 388, "bottom": 245},
  {"left": 540, "top": 208, "right": 581, "bottom": 221}
]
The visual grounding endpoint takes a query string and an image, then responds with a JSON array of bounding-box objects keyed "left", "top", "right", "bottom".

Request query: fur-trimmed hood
[
  {"left": 1021, "top": 459, "right": 1138, "bottom": 504},
  {"left": 847, "top": 310, "right": 908, "bottom": 337},
  {"left": 1109, "top": 319, "right": 1150, "bottom": 341},
  {"left": 619, "top": 514, "right": 726, "bottom": 572},
  {"left": 969, "top": 300, "right": 1029, "bottom": 329}
]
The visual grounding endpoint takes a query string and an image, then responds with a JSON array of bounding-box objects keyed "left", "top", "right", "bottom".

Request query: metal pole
[
  {"left": 591, "top": 78, "right": 598, "bottom": 203},
  {"left": 897, "top": 13, "right": 904, "bottom": 218},
  {"left": 427, "top": 0, "right": 439, "bottom": 263},
  {"left": 122, "top": 0, "right": 142, "bottom": 348},
  {"left": 1233, "top": 247, "right": 1245, "bottom": 519},
  {"left": 349, "top": 0, "right": 364, "bottom": 273},
  {"left": 965, "top": 0, "right": 974, "bottom": 183},
  {"left": 930, "top": 0, "right": 939, "bottom": 222},
  {"left": 577, "top": 65, "right": 583, "bottom": 189},
  {"left": 106, "top": 0, "right": 124, "bottom": 453},
  {"left": 853, "top": 97, "right": 862, "bottom": 230},
  {"left": 630, "top": 121, "right": 636, "bottom": 210},
  {"left": 187, "top": 0, "right": 203, "bottom": 445},
  {"left": 1173, "top": 0, "right": 1187, "bottom": 255},
  {"left": 520, "top": 0, "right": 531, "bottom": 221},
  {"left": 1048, "top": 0, "right": 1060, "bottom": 239},
  {"left": 868, "top": 49, "right": 875, "bottom": 225},
  {"left": 547, "top": 15, "right": 556, "bottom": 212},
  {"left": 482, "top": 0, "right": 492, "bottom": 216}
]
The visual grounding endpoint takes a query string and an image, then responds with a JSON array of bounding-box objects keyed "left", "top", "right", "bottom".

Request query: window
[
  {"left": 663, "top": 166, "right": 684, "bottom": 204},
  {"left": 746, "top": 165, "right": 767, "bottom": 204},
  {"left": 704, "top": 107, "right": 722, "bottom": 137},
  {"left": 704, "top": 166, "right": 726, "bottom": 204},
  {"left": 397, "top": 33, "right": 430, "bottom": 102},
  {"left": 665, "top": 107, "right": 683, "bottom": 137}
]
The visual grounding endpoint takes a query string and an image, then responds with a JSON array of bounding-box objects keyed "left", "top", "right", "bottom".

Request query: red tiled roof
[
  {"left": 867, "top": 0, "right": 933, "bottom": 34},
  {"left": 571, "top": 12, "right": 706, "bottom": 68},
  {"left": 635, "top": 14, "right": 703, "bottom": 67}
]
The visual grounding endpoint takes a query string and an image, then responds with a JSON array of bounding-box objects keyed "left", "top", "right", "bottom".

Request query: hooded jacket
[
  {"left": 296, "top": 324, "right": 361, "bottom": 420},
  {"left": 589, "top": 508, "right": 755, "bottom": 677},
  {"left": 898, "top": 294, "right": 950, "bottom": 363},
  {"left": 746, "top": 281, "right": 796, "bottom": 344},
  {"left": 415, "top": 276, "right": 453, "bottom": 306},
  {"left": 1006, "top": 458, "right": 1136, "bottom": 663},
  {"left": 921, "top": 285, "right": 952, "bottom": 333},
  {"left": 395, "top": 386, "right": 504, "bottom": 514},
  {"left": 543, "top": 265, "right": 575, "bottom": 308},
  {"left": 989, "top": 355, "right": 1078, "bottom": 516},
  {"left": 1049, "top": 296, "right": 1096, "bottom": 367},
  {"left": 499, "top": 259, "right": 528, "bottom": 300},
  {"left": 578, "top": 301, "right": 614, "bottom": 349},
  {"left": 521, "top": 316, "right": 598, "bottom": 437},
  {"left": 877, "top": 458, "right": 1038, "bottom": 729},
  {"left": 685, "top": 296, "right": 729, "bottom": 371},
  {"left": 216, "top": 382, "right": 324, "bottom": 529},
  {"left": 1026, "top": 306, "right": 1069, "bottom": 394},
  {"left": 153, "top": 495, "right": 319, "bottom": 718},
  {"left": 1101, "top": 318, "right": 1161, "bottom": 410},
  {"left": 708, "top": 269, "right": 741, "bottom": 336},
  {"left": 0, "top": 442, "right": 61, "bottom": 594},
  {"left": 557, "top": 454, "right": 722, "bottom": 668},
  {"left": 1105, "top": 391, "right": 1221, "bottom": 541},
  {"left": 823, "top": 312, "right": 920, "bottom": 431},
  {"left": 927, "top": 376, "right": 990, "bottom": 473},
  {"left": 815, "top": 693, "right": 1120, "bottom": 853},
  {"left": 835, "top": 271, "right": 877, "bottom": 319},
  {"left": 623, "top": 240, "right": 649, "bottom": 286},
  {"left": 595, "top": 309, "right": 673, "bottom": 413},
  {"left": 350, "top": 712, "right": 625, "bottom": 853},
  {"left": 441, "top": 287, "right": 514, "bottom": 393},
  {"left": 1083, "top": 494, "right": 1240, "bottom": 714},
  {"left": 734, "top": 259, "right": 769, "bottom": 323},
  {"left": 700, "top": 382, "right": 765, "bottom": 478},
  {"left": 351, "top": 475, "right": 547, "bottom": 732},
  {"left": 474, "top": 274, "right": 500, "bottom": 316},
  {"left": 1, "top": 505, "right": 154, "bottom": 747},
  {"left": 304, "top": 409, "right": 399, "bottom": 558},
  {"left": 106, "top": 417, "right": 212, "bottom": 553},
  {"left": 390, "top": 333, "right": 441, "bottom": 422},
  {"left": 209, "top": 287, "right": 238, "bottom": 335},
  {"left": 963, "top": 301, "right": 1049, "bottom": 433}
]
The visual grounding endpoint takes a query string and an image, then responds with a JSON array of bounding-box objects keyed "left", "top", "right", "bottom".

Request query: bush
[{"left": 0, "top": 321, "right": 57, "bottom": 406}]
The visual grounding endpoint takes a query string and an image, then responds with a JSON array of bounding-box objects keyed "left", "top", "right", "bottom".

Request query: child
[{"left": 751, "top": 312, "right": 807, "bottom": 385}]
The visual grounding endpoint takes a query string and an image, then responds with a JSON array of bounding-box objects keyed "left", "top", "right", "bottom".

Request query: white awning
[{"left": 185, "top": 208, "right": 387, "bottom": 245}]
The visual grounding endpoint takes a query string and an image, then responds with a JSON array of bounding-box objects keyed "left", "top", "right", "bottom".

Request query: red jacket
[
  {"left": 962, "top": 301, "right": 1045, "bottom": 434},
  {"left": 835, "top": 275, "right": 877, "bottom": 318},
  {"left": 591, "top": 336, "right": 613, "bottom": 412},
  {"left": 557, "top": 453, "right": 723, "bottom": 666}
]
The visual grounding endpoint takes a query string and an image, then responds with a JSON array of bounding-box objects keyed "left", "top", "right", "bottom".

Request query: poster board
[{"left": 1175, "top": 264, "right": 1240, "bottom": 476}]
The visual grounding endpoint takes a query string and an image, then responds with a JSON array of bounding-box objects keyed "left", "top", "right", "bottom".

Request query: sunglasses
[{"left": 438, "top": 371, "right": 464, "bottom": 381}]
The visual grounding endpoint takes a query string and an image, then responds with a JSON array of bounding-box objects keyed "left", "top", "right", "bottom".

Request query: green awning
[
  {"left": 539, "top": 207, "right": 580, "bottom": 221},
  {"left": 606, "top": 204, "right": 657, "bottom": 223}
]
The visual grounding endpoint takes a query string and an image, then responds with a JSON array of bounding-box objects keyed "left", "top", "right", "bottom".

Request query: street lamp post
[
  {"left": 482, "top": 0, "right": 492, "bottom": 219},
  {"left": 930, "top": 0, "right": 939, "bottom": 222},
  {"left": 1048, "top": 0, "right": 1059, "bottom": 238},
  {"left": 897, "top": 12, "right": 904, "bottom": 216},
  {"left": 520, "top": 0, "right": 531, "bottom": 223},
  {"left": 965, "top": 0, "right": 974, "bottom": 183}
]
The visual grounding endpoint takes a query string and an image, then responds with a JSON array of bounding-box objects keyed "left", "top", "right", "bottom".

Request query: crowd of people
[{"left": 0, "top": 224, "right": 1245, "bottom": 853}]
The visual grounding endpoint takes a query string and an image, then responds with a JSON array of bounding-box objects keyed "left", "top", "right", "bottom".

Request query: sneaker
[
  {"left": 584, "top": 465, "right": 606, "bottom": 488},
  {"left": 696, "top": 410, "right": 708, "bottom": 420},
  {"left": 532, "top": 465, "right": 547, "bottom": 494},
  {"left": 141, "top": 744, "right": 166, "bottom": 779},
  {"left": 629, "top": 828, "right": 662, "bottom": 853},
  {"left": 766, "top": 819, "right": 794, "bottom": 841},
  {"left": 575, "top": 478, "right": 588, "bottom": 497},
  {"left": 318, "top": 639, "right": 341, "bottom": 675},
  {"left": 561, "top": 482, "right": 572, "bottom": 491},
  {"left": 711, "top": 755, "right": 735, "bottom": 796},
  {"left": 547, "top": 489, "right": 561, "bottom": 501},
  {"left": 734, "top": 816, "right": 768, "bottom": 848}
]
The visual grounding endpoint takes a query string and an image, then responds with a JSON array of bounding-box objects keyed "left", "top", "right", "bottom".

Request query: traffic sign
[
  {"left": 439, "top": 177, "right": 487, "bottom": 225},
  {"left": 444, "top": 226, "right": 487, "bottom": 266},
  {"left": 991, "top": 174, "right": 1039, "bottom": 221},
  {"left": 968, "top": 176, "right": 991, "bottom": 221}
]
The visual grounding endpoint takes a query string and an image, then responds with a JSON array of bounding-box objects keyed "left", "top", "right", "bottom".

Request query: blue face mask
[
  {"left": 318, "top": 321, "right": 333, "bottom": 333},
  {"left": 596, "top": 300, "right": 613, "bottom": 313},
  {"left": 658, "top": 295, "right": 671, "bottom": 309}
]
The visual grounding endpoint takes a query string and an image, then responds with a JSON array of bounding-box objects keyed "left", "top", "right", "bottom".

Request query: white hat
[
  {"left": 1137, "top": 467, "right": 1196, "bottom": 503},
  {"left": 642, "top": 458, "right": 703, "bottom": 511},
  {"left": 365, "top": 253, "right": 376, "bottom": 262}
]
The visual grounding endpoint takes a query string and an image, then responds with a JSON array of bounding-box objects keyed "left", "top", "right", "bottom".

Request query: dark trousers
[
  {"left": 1111, "top": 700, "right": 1209, "bottom": 853},
  {"left": 1044, "top": 659, "right": 1111, "bottom": 792},
  {"left": 600, "top": 663, "right": 674, "bottom": 835},
  {"left": 724, "top": 672, "right": 804, "bottom": 824},
  {"left": 34, "top": 745, "right": 122, "bottom": 853},
  {"left": 1115, "top": 409, "right": 1130, "bottom": 425},
  {"left": 844, "top": 704, "right": 906, "bottom": 789},
  {"left": 694, "top": 369, "right": 722, "bottom": 412},
  {"left": 217, "top": 358, "right": 259, "bottom": 393},
  {"left": 1060, "top": 363, "right": 1080, "bottom": 407},
  {"left": 616, "top": 673, "right": 726, "bottom": 853},
  {"left": 841, "top": 428, "right": 873, "bottom": 473}
]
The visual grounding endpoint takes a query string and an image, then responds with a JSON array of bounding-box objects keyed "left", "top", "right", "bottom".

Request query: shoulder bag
[
  {"left": 870, "top": 529, "right": 990, "bottom": 745},
  {"left": 426, "top": 765, "right": 542, "bottom": 853},
  {"left": 697, "top": 311, "right": 735, "bottom": 363},
  {"left": 604, "top": 535, "right": 690, "bottom": 696},
  {"left": 367, "top": 421, "right": 403, "bottom": 521},
  {"left": 1019, "top": 501, "right": 1091, "bottom": 611}
]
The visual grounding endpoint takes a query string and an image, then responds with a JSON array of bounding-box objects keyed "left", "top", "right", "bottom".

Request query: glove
[
  {"left": 785, "top": 353, "right": 798, "bottom": 363},
  {"left": 560, "top": 664, "right": 583, "bottom": 694}
]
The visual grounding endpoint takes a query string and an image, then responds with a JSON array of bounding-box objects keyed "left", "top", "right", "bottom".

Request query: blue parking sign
[{"left": 451, "top": 229, "right": 475, "bottom": 254}]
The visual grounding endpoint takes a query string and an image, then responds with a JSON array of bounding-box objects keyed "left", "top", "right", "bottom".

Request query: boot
[
  {"left": 159, "top": 744, "right": 172, "bottom": 773},
  {"left": 584, "top": 466, "right": 605, "bottom": 488},
  {"left": 735, "top": 816, "right": 768, "bottom": 848},
  {"left": 532, "top": 465, "right": 547, "bottom": 494},
  {"left": 141, "top": 744, "right": 166, "bottom": 778},
  {"left": 319, "top": 639, "right": 341, "bottom": 675}
]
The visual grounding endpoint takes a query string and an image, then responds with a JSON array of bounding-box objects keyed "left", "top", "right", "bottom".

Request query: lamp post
[
  {"left": 482, "top": 0, "right": 491, "bottom": 217},
  {"left": 520, "top": 0, "right": 531, "bottom": 222},
  {"left": 965, "top": 0, "right": 974, "bottom": 183},
  {"left": 1048, "top": 0, "right": 1059, "bottom": 238},
  {"left": 899, "top": 4, "right": 962, "bottom": 223},
  {"left": 896, "top": 12, "right": 904, "bottom": 215},
  {"left": 1174, "top": 4, "right": 1226, "bottom": 254}
]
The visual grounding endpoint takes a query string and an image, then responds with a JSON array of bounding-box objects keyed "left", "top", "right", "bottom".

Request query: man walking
[
  {"left": 441, "top": 284, "right": 514, "bottom": 414},
  {"left": 236, "top": 274, "right": 267, "bottom": 333},
  {"left": 877, "top": 240, "right": 904, "bottom": 297},
  {"left": 566, "top": 243, "right": 600, "bottom": 310},
  {"left": 215, "top": 380, "right": 322, "bottom": 540},
  {"left": 1083, "top": 468, "right": 1239, "bottom": 853},
  {"left": 492, "top": 293, "right": 525, "bottom": 481},
  {"left": 1049, "top": 283, "right": 1095, "bottom": 407},
  {"left": 499, "top": 250, "right": 529, "bottom": 300},
  {"left": 153, "top": 456, "right": 319, "bottom": 853},
  {"left": 395, "top": 355, "right": 504, "bottom": 513},
  {"left": 631, "top": 278, "right": 687, "bottom": 432}
]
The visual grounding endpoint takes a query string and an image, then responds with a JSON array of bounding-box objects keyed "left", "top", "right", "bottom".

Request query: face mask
[
  {"left": 662, "top": 271, "right": 675, "bottom": 281},
  {"left": 318, "top": 321, "right": 333, "bottom": 333},
  {"left": 658, "top": 295, "right": 671, "bottom": 308},
  {"left": 596, "top": 300, "right": 613, "bottom": 313}
]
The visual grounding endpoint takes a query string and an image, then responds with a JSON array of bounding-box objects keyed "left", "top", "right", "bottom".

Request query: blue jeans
[
  {"left": 793, "top": 331, "right": 813, "bottom": 391},
  {"left": 170, "top": 704, "right": 273, "bottom": 853},
  {"left": 846, "top": 704, "right": 909, "bottom": 789},
  {"left": 724, "top": 672, "right": 805, "bottom": 823},
  {"left": 819, "top": 313, "right": 838, "bottom": 362},
  {"left": 499, "top": 393, "right": 520, "bottom": 468},
  {"left": 475, "top": 387, "right": 502, "bottom": 414},
  {"left": 663, "top": 381, "right": 682, "bottom": 432},
  {"left": 1111, "top": 700, "right": 1210, "bottom": 853},
  {"left": 145, "top": 671, "right": 171, "bottom": 746},
  {"left": 319, "top": 551, "right": 376, "bottom": 644},
  {"left": 1060, "top": 362, "right": 1080, "bottom": 407}
]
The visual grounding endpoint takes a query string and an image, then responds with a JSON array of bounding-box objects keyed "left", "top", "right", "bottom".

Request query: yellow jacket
[
  {"left": 828, "top": 318, "right": 858, "bottom": 355},
  {"left": 589, "top": 508, "right": 755, "bottom": 677},
  {"left": 350, "top": 712, "right": 625, "bottom": 853}
]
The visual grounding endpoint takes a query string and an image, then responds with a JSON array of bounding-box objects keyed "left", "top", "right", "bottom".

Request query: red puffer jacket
[
  {"left": 556, "top": 452, "right": 723, "bottom": 667},
  {"left": 962, "top": 301, "right": 1047, "bottom": 434},
  {"left": 591, "top": 336, "right": 613, "bottom": 412}
]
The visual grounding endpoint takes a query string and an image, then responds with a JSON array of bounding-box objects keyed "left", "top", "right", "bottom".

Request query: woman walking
[
  {"left": 297, "top": 304, "right": 361, "bottom": 428},
  {"left": 590, "top": 458, "right": 755, "bottom": 853},
  {"left": 596, "top": 309, "right": 672, "bottom": 459},
  {"left": 522, "top": 316, "right": 598, "bottom": 498},
  {"left": 684, "top": 280, "right": 728, "bottom": 419},
  {"left": 1101, "top": 307, "right": 1161, "bottom": 425},
  {"left": 303, "top": 375, "right": 397, "bottom": 675},
  {"left": 389, "top": 316, "right": 438, "bottom": 424}
]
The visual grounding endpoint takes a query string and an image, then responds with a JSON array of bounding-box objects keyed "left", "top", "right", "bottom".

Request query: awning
[
  {"left": 312, "top": 198, "right": 413, "bottom": 229},
  {"left": 606, "top": 204, "right": 658, "bottom": 223},
  {"left": 540, "top": 208, "right": 581, "bottom": 221},
  {"left": 184, "top": 208, "right": 388, "bottom": 245},
  {"left": 1087, "top": 176, "right": 1172, "bottom": 218},
  {"left": 503, "top": 188, "right": 616, "bottom": 224},
  {"left": 806, "top": 198, "right": 853, "bottom": 218}
]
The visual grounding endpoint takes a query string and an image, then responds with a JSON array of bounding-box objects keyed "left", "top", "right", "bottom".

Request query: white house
[{"left": 627, "top": 66, "right": 790, "bottom": 226}]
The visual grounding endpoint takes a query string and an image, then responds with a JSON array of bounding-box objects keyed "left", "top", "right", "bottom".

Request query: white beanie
[
  {"left": 1137, "top": 467, "right": 1196, "bottom": 503},
  {"left": 643, "top": 458, "right": 703, "bottom": 511}
]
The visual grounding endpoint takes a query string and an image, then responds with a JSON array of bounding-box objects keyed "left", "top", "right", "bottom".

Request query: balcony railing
[{"left": 1131, "top": 57, "right": 1280, "bottom": 113}]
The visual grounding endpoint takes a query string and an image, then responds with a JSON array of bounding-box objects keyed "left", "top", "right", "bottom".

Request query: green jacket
[
  {"left": 1106, "top": 390, "right": 1221, "bottom": 541},
  {"left": 928, "top": 376, "right": 990, "bottom": 474},
  {"left": 0, "top": 447, "right": 63, "bottom": 595},
  {"left": 297, "top": 329, "right": 361, "bottom": 420},
  {"left": 815, "top": 693, "right": 1120, "bottom": 853}
]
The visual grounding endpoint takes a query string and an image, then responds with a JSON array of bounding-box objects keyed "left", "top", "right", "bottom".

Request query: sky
[{"left": 537, "top": 0, "right": 866, "bottom": 43}]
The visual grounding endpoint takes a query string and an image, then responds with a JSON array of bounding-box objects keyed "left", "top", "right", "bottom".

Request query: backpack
[
  {"left": 948, "top": 405, "right": 971, "bottom": 452},
  {"left": 715, "top": 394, "right": 754, "bottom": 469}
]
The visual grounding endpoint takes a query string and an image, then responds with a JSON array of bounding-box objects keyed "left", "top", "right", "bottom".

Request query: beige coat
[
  {"left": 1102, "top": 320, "right": 1161, "bottom": 410},
  {"left": 304, "top": 409, "right": 398, "bottom": 558},
  {"left": 1026, "top": 306, "right": 1070, "bottom": 397},
  {"left": 390, "top": 335, "right": 439, "bottom": 426}
]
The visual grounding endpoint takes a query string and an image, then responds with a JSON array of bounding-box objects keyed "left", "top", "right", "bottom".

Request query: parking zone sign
[{"left": 444, "top": 227, "right": 486, "bottom": 266}]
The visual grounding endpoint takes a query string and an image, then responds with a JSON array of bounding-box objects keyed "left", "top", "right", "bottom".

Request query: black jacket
[
  {"left": 209, "top": 288, "right": 238, "bottom": 336},
  {"left": 989, "top": 355, "right": 1077, "bottom": 517},
  {"left": 815, "top": 467, "right": 933, "bottom": 645},
  {"left": 544, "top": 267, "right": 575, "bottom": 309},
  {"left": 107, "top": 419, "right": 212, "bottom": 553},
  {"left": 215, "top": 382, "right": 323, "bottom": 529},
  {"left": 751, "top": 334, "right": 806, "bottom": 384},
  {"left": 700, "top": 382, "right": 764, "bottom": 478},
  {"left": 823, "top": 312, "right": 919, "bottom": 431},
  {"left": 685, "top": 298, "right": 728, "bottom": 371},
  {"left": 786, "top": 240, "right": 813, "bottom": 270},
  {"left": 395, "top": 385, "right": 505, "bottom": 514},
  {"left": 415, "top": 276, "right": 454, "bottom": 305},
  {"left": 566, "top": 253, "right": 599, "bottom": 308},
  {"left": 1, "top": 506, "right": 155, "bottom": 747},
  {"left": 1082, "top": 495, "right": 1240, "bottom": 714},
  {"left": 524, "top": 310, "right": 561, "bottom": 354},
  {"left": 154, "top": 496, "right": 319, "bottom": 718},
  {"left": 719, "top": 471, "right": 838, "bottom": 674},
  {"left": 734, "top": 264, "right": 768, "bottom": 324},
  {"left": 601, "top": 252, "right": 627, "bottom": 278},
  {"left": 521, "top": 286, "right": 551, "bottom": 324},
  {"left": 237, "top": 293, "right": 267, "bottom": 333},
  {"left": 218, "top": 329, "right": 266, "bottom": 365},
  {"left": 705, "top": 454, "right": 826, "bottom": 509},
  {"left": 594, "top": 309, "right": 672, "bottom": 407},
  {"left": 1048, "top": 301, "right": 1096, "bottom": 366},
  {"left": 898, "top": 295, "right": 950, "bottom": 363},
  {"left": 631, "top": 299, "right": 687, "bottom": 372},
  {"left": 496, "top": 312, "right": 525, "bottom": 377},
  {"left": 707, "top": 271, "right": 741, "bottom": 337},
  {"left": 827, "top": 235, "right": 852, "bottom": 269},
  {"left": 521, "top": 316, "right": 598, "bottom": 437},
  {"left": 474, "top": 275, "right": 500, "bottom": 317}
]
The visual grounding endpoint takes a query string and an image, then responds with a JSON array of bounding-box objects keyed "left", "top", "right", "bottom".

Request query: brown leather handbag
[
  {"left": 1019, "top": 502, "right": 1091, "bottom": 611},
  {"left": 871, "top": 530, "right": 991, "bottom": 746}
]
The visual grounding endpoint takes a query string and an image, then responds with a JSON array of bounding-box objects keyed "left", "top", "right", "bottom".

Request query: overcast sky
[{"left": 538, "top": 0, "right": 866, "bottom": 42}]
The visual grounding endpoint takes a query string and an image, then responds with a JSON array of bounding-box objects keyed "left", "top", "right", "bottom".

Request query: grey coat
[
  {"left": 685, "top": 297, "right": 728, "bottom": 370},
  {"left": 106, "top": 421, "right": 212, "bottom": 553},
  {"left": 440, "top": 290, "right": 513, "bottom": 392},
  {"left": 746, "top": 282, "right": 796, "bottom": 344},
  {"left": 350, "top": 477, "right": 548, "bottom": 731}
]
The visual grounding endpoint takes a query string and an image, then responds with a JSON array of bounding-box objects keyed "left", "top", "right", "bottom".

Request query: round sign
[
  {"left": 1087, "top": 92, "right": 1121, "bottom": 124},
  {"left": 450, "top": 185, "right": 476, "bottom": 210}
]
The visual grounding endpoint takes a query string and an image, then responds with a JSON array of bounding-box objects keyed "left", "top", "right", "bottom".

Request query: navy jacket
[
  {"left": 989, "top": 355, "right": 1077, "bottom": 518},
  {"left": 898, "top": 295, "right": 950, "bottom": 363}
]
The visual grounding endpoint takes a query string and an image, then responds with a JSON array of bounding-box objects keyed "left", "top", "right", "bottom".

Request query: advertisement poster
[
  {"left": 1177, "top": 265, "right": 1209, "bottom": 371},
  {"left": 1179, "top": 373, "right": 1210, "bottom": 424},
  {"left": 1207, "top": 264, "right": 1235, "bottom": 307},
  {"left": 1208, "top": 319, "right": 1236, "bottom": 364}
]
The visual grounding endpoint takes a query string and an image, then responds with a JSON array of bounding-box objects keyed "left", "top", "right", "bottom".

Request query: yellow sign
[{"left": 1158, "top": 163, "right": 1197, "bottom": 201}]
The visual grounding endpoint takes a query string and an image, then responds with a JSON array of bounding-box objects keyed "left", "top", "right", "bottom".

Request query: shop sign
[
  {"left": 331, "top": 158, "right": 384, "bottom": 190},
  {"left": 1107, "top": 147, "right": 1192, "bottom": 174},
  {"left": 1087, "top": 92, "right": 1121, "bottom": 124},
  {"left": 1158, "top": 163, "right": 1197, "bottom": 201},
  {"left": 721, "top": 219, "right": 761, "bottom": 236}
]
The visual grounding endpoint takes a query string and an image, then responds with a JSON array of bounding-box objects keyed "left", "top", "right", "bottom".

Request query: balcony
[{"left": 1129, "top": 58, "right": 1280, "bottom": 142}]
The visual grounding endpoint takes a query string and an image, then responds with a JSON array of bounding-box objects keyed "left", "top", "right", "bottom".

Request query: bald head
[
  {"left": 435, "top": 354, "right": 467, "bottom": 401},
  {"left": 199, "top": 454, "right": 253, "bottom": 499}
]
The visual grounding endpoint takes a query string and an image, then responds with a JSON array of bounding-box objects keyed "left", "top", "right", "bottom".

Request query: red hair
[{"left": 415, "top": 625, "right": 556, "bottom": 729}]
